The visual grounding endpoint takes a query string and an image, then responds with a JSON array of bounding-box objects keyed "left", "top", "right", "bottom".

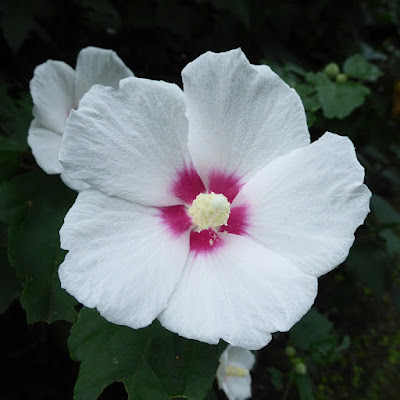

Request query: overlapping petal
[
  {"left": 30, "top": 60, "right": 76, "bottom": 134},
  {"left": 59, "top": 189, "right": 190, "bottom": 328},
  {"left": 27, "top": 119, "right": 62, "bottom": 174},
  {"left": 233, "top": 132, "right": 371, "bottom": 277},
  {"left": 183, "top": 49, "right": 310, "bottom": 189},
  {"left": 28, "top": 47, "right": 134, "bottom": 191},
  {"left": 74, "top": 46, "right": 134, "bottom": 100},
  {"left": 59, "top": 77, "right": 195, "bottom": 206},
  {"left": 159, "top": 234, "right": 317, "bottom": 350}
]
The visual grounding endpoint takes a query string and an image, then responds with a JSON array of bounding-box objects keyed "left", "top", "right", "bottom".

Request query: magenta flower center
[{"left": 159, "top": 166, "right": 249, "bottom": 255}]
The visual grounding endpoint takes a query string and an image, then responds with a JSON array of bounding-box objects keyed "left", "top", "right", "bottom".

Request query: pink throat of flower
[{"left": 159, "top": 166, "right": 249, "bottom": 255}]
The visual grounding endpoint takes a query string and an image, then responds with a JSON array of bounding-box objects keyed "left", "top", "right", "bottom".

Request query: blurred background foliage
[{"left": 0, "top": 0, "right": 399, "bottom": 399}]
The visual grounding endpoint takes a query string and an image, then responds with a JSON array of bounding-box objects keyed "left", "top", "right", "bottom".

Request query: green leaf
[
  {"left": 0, "top": 86, "right": 32, "bottom": 182},
  {"left": 379, "top": 228, "right": 400, "bottom": 257},
  {"left": 81, "top": 0, "right": 121, "bottom": 29},
  {"left": 204, "top": 389, "right": 218, "bottom": 400},
  {"left": 315, "top": 75, "right": 370, "bottom": 119},
  {"left": 0, "top": 246, "right": 19, "bottom": 314},
  {"left": 0, "top": 171, "right": 44, "bottom": 223},
  {"left": 0, "top": 150, "right": 20, "bottom": 182},
  {"left": 290, "top": 308, "right": 333, "bottom": 351},
  {"left": 268, "top": 367, "right": 284, "bottom": 391},
  {"left": 371, "top": 195, "right": 400, "bottom": 226},
  {"left": 345, "top": 243, "right": 391, "bottom": 296},
  {"left": 343, "top": 54, "right": 383, "bottom": 82},
  {"left": 0, "top": 0, "right": 35, "bottom": 52},
  {"left": 69, "top": 308, "right": 222, "bottom": 400},
  {"left": 8, "top": 173, "right": 77, "bottom": 323},
  {"left": 295, "top": 374, "right": 315, "bottom": 400}
]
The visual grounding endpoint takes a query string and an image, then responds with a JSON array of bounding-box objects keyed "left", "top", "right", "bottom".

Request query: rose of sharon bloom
[
  {"left": 217, "top": 345, "right": 256, "bottom": 400},
  {"left": 28, "top": 46, "right": 134, "bottom": 191},
  {"left": 58, "top": 49, "right": 371, "bottom": 350}
]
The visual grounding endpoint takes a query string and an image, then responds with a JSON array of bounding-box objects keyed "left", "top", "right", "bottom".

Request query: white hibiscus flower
[
  {"left": 58, "top": 49, "right": 371, "bottom": 350},
  {"left": 217, "top": 345, "right": 256, "bottom": 400},
  {"left": 28, "top": 46, "right": 134, "bottom": 191}
]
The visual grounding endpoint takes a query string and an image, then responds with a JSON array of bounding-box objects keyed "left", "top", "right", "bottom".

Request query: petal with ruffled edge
[
  {"left": 74, "top": 47, "right": 134, "bottom": 101},
  {"left": 159, "top": 234, "right": 317, "bottom": 350},
  {"left": 59, "top": 189, "right": 190, "bottom": 328},
  {"left": 27, "top": 118, "right": 62, "bottom": 174},
  {"left": 59, "top": 77, "right": 202, "bottom": 207},
  {"left": 233, "top": 132, "right": 371, "bottom": 278},
  {"left": 30, "top": 60, "right": 76, "bottom": 134},
  {"left": 183, "top": 49, "right": 310, "bottom": 197}
]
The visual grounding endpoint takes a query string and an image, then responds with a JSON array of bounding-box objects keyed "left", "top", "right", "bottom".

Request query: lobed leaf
[
  {"left": 343, "top": 54, "right": 383, "bottom": 82},
  {"left": 69, "top": 308, "right": 222, "bottom": 400},
  {"left": 290, "top": 308, "right": 333, "bottom": 351},
  {"left": 8, "top": 173, "right": 77, "bottom": 323}
]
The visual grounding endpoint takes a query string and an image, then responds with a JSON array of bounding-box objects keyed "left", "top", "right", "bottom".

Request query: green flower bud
[
  {"left": 295, "top": 362, "right": 307, "bottom": 375},
  {"left": 285, "top": 346, "right": 296, "bottom": 357},
  {"left": 324, "top": 62, "right": 340, "bottom": 79},
  {"left": 336, "top": 73, "right": 348, "bottom": 83}
]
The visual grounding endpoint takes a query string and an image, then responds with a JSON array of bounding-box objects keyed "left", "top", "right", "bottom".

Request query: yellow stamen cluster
[
  {"left": 188, "top": 192, "right": 230, "bottom": 231},
  {"left": 225, "top": 364, "right": 249, "bottom": 377}
]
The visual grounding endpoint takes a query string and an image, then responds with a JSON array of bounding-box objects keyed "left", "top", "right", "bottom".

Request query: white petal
[
  {"left": 30, "top": 60, "right": 76, "bottom": 134},
  {"left": 27, "top": 118, "right": 62, "bottom": 174},
  {"left": 75, "top": 46, "right": 134, "bottom": 100},
  {"left": 233, "top": 132, "right": 371, "bottom": 277},
  {"left": 27, "top": 119, "right": 88, "bottom": 191},
  {"left": 60, "top": 170, "right": 90, "bottom": 192},
  {"left": 59, "top": 77, "right": 196, "bottom": 206},
  {"left": 183, "top": 49, "right": 310, "bottom": 188},
  {"left": 223, "top": 375, "right": 252, "bottom": 400},
  {"left": 159, "top": 234, "right": 317, "bottom": 350},
  {"left": 224, "top": 345, "right": 256, "bottom": 370},
  {"left": 59, "top": 189, "right": 190, "bottom": 328}
]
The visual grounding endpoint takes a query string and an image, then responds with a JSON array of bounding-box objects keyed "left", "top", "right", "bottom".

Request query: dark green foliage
[
  {"left": 7, "top": 173, "right": 78, "bottom": 323},
  {"left": 69, "top": 308, "right": 222, "bottom": 400}
]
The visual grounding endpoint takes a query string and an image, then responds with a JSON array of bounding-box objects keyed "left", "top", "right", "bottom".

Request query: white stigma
[{"left": 188, "top": 192, "right": 231, "bottom": 231}]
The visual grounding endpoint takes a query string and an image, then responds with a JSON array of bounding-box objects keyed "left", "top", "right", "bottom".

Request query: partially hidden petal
[
  {"left": 217, "top": 346, "right": 255, "bottom": 400},
  {"left": 27, "top": 118, "right": 62, "bottom": 174},
  {"left": 30, "top": 60, "right": 76, "bottom": 134},
  {"left": 224, "top": 345, "right": 256, "bottom": 370},
  {"left": 183, "top": 49, "right": 310, "bottom": 190},
  {"left": 223, "top": 376, "right": 252, "bottom": 400},
  {"left": 74, "top": 46, "right": 134, "bottom": 101},
  {"left": 59, "top": 189, "right": 190, "bottom": 328},
  {"left": 159, "top": 234, "right": 317, "bottom": 350},
  {"left": 233, "top": 132, "right": 371, "bottom": 277},
  {"left": 59, "top": 77, "right": 196, "bottom": 206},
  {"left": 60, "top": 170, "right": 90, "bottom": 192}
]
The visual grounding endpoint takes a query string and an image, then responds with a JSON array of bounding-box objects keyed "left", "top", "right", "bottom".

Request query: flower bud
[
  {"left": 336, "top": 73, "right": 348, "bottom": 83},
  {"left": 285, "top": 346, "right": 296, "bottom": 357},
  {"left": 324, "top": 62, "right": 340, "bottom": 79},
  {"left": 295, "top": 362, "right": 307, "bottom": 375}
]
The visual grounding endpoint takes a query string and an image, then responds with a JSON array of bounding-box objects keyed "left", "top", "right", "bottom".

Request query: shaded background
[{"left": 1, "top": 0, "right": 400, "bottom": 399}]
